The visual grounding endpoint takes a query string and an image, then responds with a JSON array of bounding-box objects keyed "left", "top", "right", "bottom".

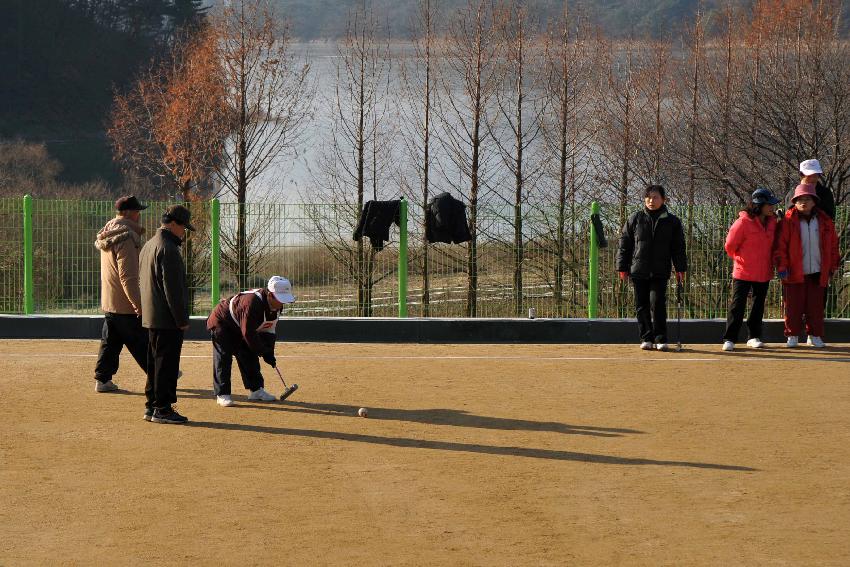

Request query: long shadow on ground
[
  {"left": 172, "top": 390, "right": 641, "bottom": 437},
  {"left": 286, "top": 401, "right": 643, "bottom": 437},
  {"left": 684, "top": 346, "right": 850, "bottom": 362},
  {"left": 183, "top": 420, "right": 756, "bottom": 471}
]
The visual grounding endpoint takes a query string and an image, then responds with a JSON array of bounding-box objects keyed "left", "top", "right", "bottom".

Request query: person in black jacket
[
  {"left": 616, "top": 185, "right": 688, "bottom": 351},
  {"left": 139, "top": 204, "right": 194, "bottom": 424}
]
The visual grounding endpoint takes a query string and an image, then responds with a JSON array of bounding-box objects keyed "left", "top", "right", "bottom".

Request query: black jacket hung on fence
[
  {"left": 425, "top": 192, "right": 472, "bottom": 244},
  {"left": 616, "top": 206, "right": 688, "bottom": 279},
  {"left": 353, "top": 200, "right": 401, "bottom": 251},
  {"left": 590, "top": 213, "right": 608, "bottom": 248}
]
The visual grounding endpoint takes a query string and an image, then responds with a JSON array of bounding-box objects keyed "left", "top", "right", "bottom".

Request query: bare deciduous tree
[
  {"left": 215, "top": 0, "right": 312, "bottom": 288},
  {"left": 486, "top": 1, "right": 546, "bottom": 316},
  {"left": 437, "top": 0, "right": 500, "bottom": 317},
  {"left": 305, "top": 3, "right": 395, "bottom": 317},
  {"left": 537, "top": 2, "right": 598, "bottom": 316},
  {"left": 594, "top": 39, "right": 648, "bottom": 227},
  {"left": 398, "top": 0, "right": 441, "bottom": 316}
]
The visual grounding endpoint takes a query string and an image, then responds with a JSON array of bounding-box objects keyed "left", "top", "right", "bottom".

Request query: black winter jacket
[
  {"left": 425, "top": 192, "right": 471, "bottom": 244},
  {"left": 139, "top": 228, "right": 189, "bottom": 329},
  {"left": 353, "top": 200, "right": 400, "bottom": 251},
  {"left": 616, "top": 206, "right": 688, "bottom": 279}
]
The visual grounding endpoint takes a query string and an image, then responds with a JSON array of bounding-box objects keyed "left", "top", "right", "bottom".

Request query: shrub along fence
[{"left": 1, "top": 196, "right": 847, "bottom": 319}]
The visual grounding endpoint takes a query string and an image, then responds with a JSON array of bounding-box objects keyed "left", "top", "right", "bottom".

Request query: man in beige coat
[{"left": 93, "top": 195, "right": 148, "bottom": 392}]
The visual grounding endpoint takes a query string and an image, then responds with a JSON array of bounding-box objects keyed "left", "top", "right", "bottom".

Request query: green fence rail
[{"left": 1, "top": 195, "right": 847, "bottom": 319}]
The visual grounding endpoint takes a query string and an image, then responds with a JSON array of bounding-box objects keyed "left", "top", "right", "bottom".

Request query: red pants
[{"left": 783, "top": 274, "right": 825, "bottom": 337}]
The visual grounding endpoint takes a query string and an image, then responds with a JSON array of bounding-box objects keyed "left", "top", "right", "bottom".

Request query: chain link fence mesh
[{"left": 0, "top": 197, "right": 847, "bottom": 319}]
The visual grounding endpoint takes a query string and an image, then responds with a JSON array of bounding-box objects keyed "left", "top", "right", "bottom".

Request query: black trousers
[
  {"left": 632, "top": 277, "right": 668, "bottom": 343},
  {"left": 211, "top": 333, "right": 264, "bottom": 396},
  {"left": 723, "top": 279, "right": 770, "bottom": 342},
  {"left": 145, "top": 328, "right": 184, "bottom": 411},
  {"left": 94, "top": 313, "right": 148, "bottom": 382}
]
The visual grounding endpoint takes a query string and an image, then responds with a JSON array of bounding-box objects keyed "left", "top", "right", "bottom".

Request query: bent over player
[{"left": 207, "top": 276, "right": 296, "bottom": 406}]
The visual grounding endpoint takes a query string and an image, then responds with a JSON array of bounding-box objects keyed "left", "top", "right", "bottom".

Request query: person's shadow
[
  {"left": 683, "top": 345, "right": 850, "bottom": 362},
  {"left": 278, "top": 401, "right": 644, "bottom": 438},
  {"left": 182, "top": 419, "right": 756, "bottom": 471},
  {"left": 169, "top": 389, "right": 641, "bottom": 438}
]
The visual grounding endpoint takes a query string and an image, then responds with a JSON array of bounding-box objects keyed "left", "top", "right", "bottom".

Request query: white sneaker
[
  {"left": 95, "top": 380, "right": 118, "bottom": 393},
  {"left": 247, "top": 387, "right": 276, "bottom": 402},
  {"left": 216, "top": 395, "right": 234, "bottom": 407},
  {"left": 746, "top": 338, "right": 764, "bottom": 349},
  {"left": 656, "top": 343, "right": 669, "bottom": 351},
  {"left": 786, "top": 336, "right": 799, "bottom": 348},
  {"left": 640, "top": 341, "right": 653, "bottom": 350},
  {"left": 807, "top": 336, "right": 826, "bottom": 348},
  {"left": 722, "top": 341, "right": 735, "bottom": 351}
]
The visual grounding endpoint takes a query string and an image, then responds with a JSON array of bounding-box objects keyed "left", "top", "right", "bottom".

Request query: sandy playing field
[{"left": 1, "top": 339, "right": 849, "bottom": 566}]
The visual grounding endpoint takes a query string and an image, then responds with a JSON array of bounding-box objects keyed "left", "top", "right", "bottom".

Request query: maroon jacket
[{"left": 207, "top": 288, "right": 280, "bottom": 354}]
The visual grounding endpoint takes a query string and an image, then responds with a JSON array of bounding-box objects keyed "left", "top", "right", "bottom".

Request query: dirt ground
[{"left": 1, "top": 339, "right": 849, "bottom": 566}]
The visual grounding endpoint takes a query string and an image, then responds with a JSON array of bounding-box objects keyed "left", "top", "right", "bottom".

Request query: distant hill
[{"left": 267, "top": 0, "right": 758, "bottom": 40}]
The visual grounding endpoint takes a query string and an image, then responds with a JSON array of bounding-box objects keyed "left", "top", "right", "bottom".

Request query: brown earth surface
[{"left": 1, "top": 340, "right": 849, "bottom": 566}]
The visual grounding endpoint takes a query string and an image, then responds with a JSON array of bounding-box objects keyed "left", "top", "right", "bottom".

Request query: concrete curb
[{"left": 1, "top": 315, "right": 849, "bottom": 344}]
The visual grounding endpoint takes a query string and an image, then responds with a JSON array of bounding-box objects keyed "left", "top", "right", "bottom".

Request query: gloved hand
[
  {"left": 262, "top": 352, "right": 276, "bottom": 368},
  {"left": 618, "top": 272, "right": 629, "bottom": 281},
  {"left": 778, "top": 270, "right": 788, "bottom": 280}
]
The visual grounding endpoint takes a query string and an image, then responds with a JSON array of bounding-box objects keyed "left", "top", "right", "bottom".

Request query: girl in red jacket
[
  {"left": 774, "top": 184, "right": 841, "bottom": 348},
  {"left": 722, "top": 188, "right": 780, "bottom": 351}
]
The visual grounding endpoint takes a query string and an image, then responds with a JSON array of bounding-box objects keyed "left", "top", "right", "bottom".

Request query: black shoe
[
  {"left": 143, "top": 408, "right": 154, "bottom": 422},
  {"left": 151, "top": 408, "right": 188, "bottom": 424}
]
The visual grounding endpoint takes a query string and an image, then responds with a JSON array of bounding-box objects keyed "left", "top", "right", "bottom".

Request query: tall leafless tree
[
  {"left": 437, "top": 0, "right": 500, "bottom": 317},
  {"left": 537, "top": 4, "right": 599, "bottom": 316},
  {"left": 398, "top": 0, "right": 441, "bottom": 316},
  {"left": 306, "top": 2, "right": 395, "bottom": 317},
  {"left": 215, "top": 0, "right": 312, "bottom": 289},
  {"left": 487, "top": 2, "right": 546, "bottom": 316}
]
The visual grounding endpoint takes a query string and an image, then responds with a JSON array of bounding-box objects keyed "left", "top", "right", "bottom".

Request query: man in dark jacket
[
  {"left": 616, "top": 185, "right": 688, "bottom": 351},
  {"left": 207, "top": 276, "right": 296, "bottom": 407},
  {"left": 139, "top": 204, "right": 193, "bottom": 424}
]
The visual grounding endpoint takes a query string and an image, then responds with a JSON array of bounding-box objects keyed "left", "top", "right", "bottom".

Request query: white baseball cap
[
  {"left": 799, "top": 159, "right": 823, "bottom": 176},
  {"left": 268, "top": 276, "right": 296, "bottom": 304}
]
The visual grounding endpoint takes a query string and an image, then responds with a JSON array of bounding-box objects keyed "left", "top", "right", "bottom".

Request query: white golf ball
[{"left": 358, "top": 407, "right": 368, "bottom": 418}]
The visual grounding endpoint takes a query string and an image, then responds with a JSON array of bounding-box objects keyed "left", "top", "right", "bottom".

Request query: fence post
[
  {"left": 23, "top": 194, "right": 34, "bottom": 314},
  {"left": 588, "top": 201, "right": 599, "bottom": 319},
  {"left": 398, "top": 198, "right": 408, "bottom": 318},
  {"left": 210, "top": 198, "right": 220, "bottom": 306}
]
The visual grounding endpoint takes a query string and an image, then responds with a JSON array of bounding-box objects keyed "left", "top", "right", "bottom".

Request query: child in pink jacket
[{"left": 721, "top": 188, "right": 780, "bottom": 351}]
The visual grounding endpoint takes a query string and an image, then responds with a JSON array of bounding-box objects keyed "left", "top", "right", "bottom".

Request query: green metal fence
[
  {"left": 0, "top": 197, "right": 23, "bottom": 313},
  {"left": 1, "top": 195, "right": 847, "bottom": 319}
]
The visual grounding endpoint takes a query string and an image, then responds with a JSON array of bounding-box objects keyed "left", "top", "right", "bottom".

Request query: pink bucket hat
[{"left": 791, "top": 183, "right": 818, "bottom": 202}]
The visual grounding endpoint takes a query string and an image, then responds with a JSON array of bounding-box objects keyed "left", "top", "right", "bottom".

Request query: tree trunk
[
  {"left": 512, "top": 26, "right": 524, "bottom": 318},
  {"left": 421, "top": 0, "right": 431, "bottom": 317},
  {"left": 356, "top": 36, "right": 368, "bottom": 317}
]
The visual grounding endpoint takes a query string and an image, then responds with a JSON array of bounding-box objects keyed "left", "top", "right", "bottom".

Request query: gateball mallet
[
  {"left": 675, "top": 281, "right": 684, "bottom": 352},
  {"left": 274, "top": 365, "right": 299, "bottom": 400}
]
